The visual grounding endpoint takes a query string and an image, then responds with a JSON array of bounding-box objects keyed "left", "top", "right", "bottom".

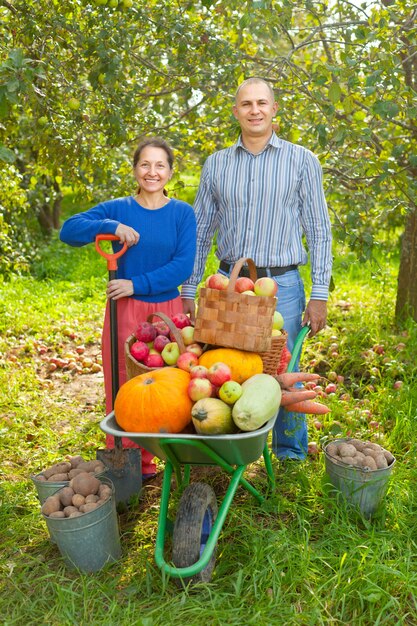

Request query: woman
[{"left": 60, "top": 137, "right": 197, "bottom": 478}]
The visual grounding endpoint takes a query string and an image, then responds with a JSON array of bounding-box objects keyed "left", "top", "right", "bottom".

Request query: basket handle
[
  {"left": 227, "top": 257, "right": 258, "bottom": 290},
  {"left": 146, "top": 311, "right": 187, "bottom": 354}
]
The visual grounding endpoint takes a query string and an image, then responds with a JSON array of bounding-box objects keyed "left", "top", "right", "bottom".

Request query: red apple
[
  {"left": 130, "top": 341, "right": 150, "bottom": 363},
  {"left": 187, "top": 343, "right": 204, "bottom": 357},
  {"left": 313, "top": 420, "right": 323, "bottom": 430},
  {"left": 152, "top": 321, "right": 170, "bottom": 337},
  {"left": 210, "top": 385, "right": 220, "bottom": 398},
  {"left": 153, "top": 335, "right": 171, "bottom": 353},
  {"left": 207, "top": 362, "right": 232, "bottom": 387},
  {"left": 235, "top": 276, "right": 255, "bottom": 293},
  {"left": 143, "top": 352, "right": 164, "bottom": 368},
  {"left": 307, "top": 442, "right": 320, "bottom": 456},
  {"left": 176, "top": 351, "right": 199, "bottom": 372},
  {"left": 190, "top": 365, "right": 209, "bottom": 379},
  {"left": 325, "top": 383, "right": 337, "bottom": 394},
  {"left": 207, "top": 274, "right": 229, "bottom": 290},
  {"left": 393, "top": 380, "right": 403, "bottom": 389},
  {"left": 187, "top": 378, "right": 213, "bottom": 401},
  {"left": 171, "top": 313, "right": 192, "bottom": 329},
  {"left": 180, "top": 326, "right": 195, "bottom": 346},
  {"left": 135, "top": 321, "right": 157, "bottom": 343},
  {"left": 161, "top": 342, "right": 180, "bottom": 365}
]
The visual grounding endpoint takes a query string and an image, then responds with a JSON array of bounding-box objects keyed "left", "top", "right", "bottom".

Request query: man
[{"left": 182, "top": 77, "right": 332, "bottom": 460}]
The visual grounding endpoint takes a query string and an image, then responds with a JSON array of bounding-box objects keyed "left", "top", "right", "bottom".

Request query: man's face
[{"left": 232, "top": 82, "right": 278, "bottom": 139}]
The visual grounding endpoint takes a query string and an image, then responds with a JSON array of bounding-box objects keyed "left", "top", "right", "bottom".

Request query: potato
[
  {"left": 49, "top": 511, "right": 66, "bottom": 519},
  {"left": 349, "top": 439, "right": 366, "bottom": 452},
  {"left": 63, "top": 506, "right": 79, "bottom": 517},
  {"left": 79, "top": 502, "right": 100, "bottom": 513},
  {"left": 98, "top": 484, "right": 112, "bottom": 499},
  {"left": 85, "top": 494, "right": 99, "bottom": 504},
  {"left": 362, "top": 456, "right": 377, "bottom": 470},
  {"left": 68, "top": 468, "right": 85, "bottom": 479},
  {"left": 339, "top": 455, "right": 357, "bottom": 466},
  {"left": 76, "top": 461, "right": 103, "bottom": 473},
  {"left": 365, "top": 442, "right": 382, "bottom": 452},
  {"left": 72, "top": 493, "right": 86, "bottom": 508},
  {"left": 59, "top": 486, "right": 75, "bottom": 507},
  {"left": 68, "top": 511, "right": 83, "bottom": 518},
  {"left": 326, "top": 443, "right": 339, "bottom": 457},
  {"left": 35, "top": 473, "right": 47, "bottom": 482},
  {"left": 70, "top": 472, "right": 100, "bottom": 497},
  {"left": 383, "top": 449, "right": 395, "bottom": 465},
  {"left": 68, "top": 455, "right": 84, "bottom": 468},
  {"left": 338, "top": 443, "right": 357, "bottom": 457},
  {"left": 43, "top": 462, "right": 71, "bottom": 479},
  {"left": 41, "top": 495, "right": 62, "bottom": 516},
  {"left": 374, "top": 453, "right": 388, "bottom": 469},
  {"left": 47, "top": 472, "right": 69, "bottom": 482}
]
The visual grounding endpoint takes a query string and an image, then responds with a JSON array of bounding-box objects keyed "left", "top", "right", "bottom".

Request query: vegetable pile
[
  {"left": 34, "top": 455, "right": 106, "bottom": 482},
  {"left": 325, "top": 439, "right": 395, "bottom": 470},
  {"left": 41, "top": 473, "right": 112, "bottom": 518}
]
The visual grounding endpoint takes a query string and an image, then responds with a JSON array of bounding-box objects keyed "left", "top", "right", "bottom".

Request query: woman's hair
[{"left": 133, "top": 137, "right": 174, "bottom": 170}]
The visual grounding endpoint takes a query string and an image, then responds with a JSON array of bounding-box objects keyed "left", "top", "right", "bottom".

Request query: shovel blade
[{"left": 96, "top": 447, "right": 142, "bottom": 506}]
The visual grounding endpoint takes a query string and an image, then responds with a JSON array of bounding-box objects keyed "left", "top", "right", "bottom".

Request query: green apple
[
  {"left": 219, "top": 380, "right": 243, "bottom": 405},
  {"left": 38, "top": 116, "right": 48, "bottom": 126},
  {"left": 68, "top": 97, "right": 81, "bottom": 111},
  {"left": 161, "top": 342, "right": 180, "bottom": 365},
  {"left": 272, "top": 311, "right": 284, "bottom": 330}
]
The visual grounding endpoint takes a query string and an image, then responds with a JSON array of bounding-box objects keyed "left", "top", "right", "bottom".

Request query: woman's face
[{"left": 134, "top": 146, "right": 172, "bottom": 194}]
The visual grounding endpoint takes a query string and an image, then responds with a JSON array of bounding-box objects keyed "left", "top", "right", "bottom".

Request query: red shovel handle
[{"left": 95, "top": 234, "right": 128, "bottom": 271}]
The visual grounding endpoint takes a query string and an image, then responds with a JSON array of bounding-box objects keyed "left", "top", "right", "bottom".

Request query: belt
[{"left": 219, "top": 261, "right": 298, "bottom": 278}]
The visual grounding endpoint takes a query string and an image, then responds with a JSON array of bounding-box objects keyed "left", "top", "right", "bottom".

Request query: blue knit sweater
[{"left": 60, "top": 196, "right": 196, "bottom": 303}]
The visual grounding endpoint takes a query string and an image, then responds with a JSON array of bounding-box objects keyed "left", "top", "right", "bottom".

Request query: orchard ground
[{"left": 1, "top": 231, "right": 417, "bottom": 625}]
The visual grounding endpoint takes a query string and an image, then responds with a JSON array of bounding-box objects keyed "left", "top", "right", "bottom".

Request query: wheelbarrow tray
[{"left": 100, "top": 412, "right": 277, "bottom": 466}]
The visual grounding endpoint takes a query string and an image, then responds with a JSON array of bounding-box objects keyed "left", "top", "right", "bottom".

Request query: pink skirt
[{"left": 102, "top": 296, "right": 184, "bottom": 474}]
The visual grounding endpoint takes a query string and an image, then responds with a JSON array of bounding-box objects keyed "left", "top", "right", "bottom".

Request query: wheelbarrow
[{"left": 100, "top": 326, "right": 310, "bottom": 583}]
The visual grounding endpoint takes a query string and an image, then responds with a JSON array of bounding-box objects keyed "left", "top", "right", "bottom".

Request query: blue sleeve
[
  {"left": 131, "top": 206, "right": 197, "bottom": 297},
  {"left": 59, "top": 202, "right": 120, "bottom": 247}
]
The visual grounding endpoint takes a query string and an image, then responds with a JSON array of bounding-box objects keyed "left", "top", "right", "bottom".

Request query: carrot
[
  {"left": 284, "top": 400, "right": 331, "bottom": 415},
  {"left": 280, "top": 390, "right": 317, "bottom": 407},
  {"left": 275, "top": 372, "right": 320, "bottom": 389}
]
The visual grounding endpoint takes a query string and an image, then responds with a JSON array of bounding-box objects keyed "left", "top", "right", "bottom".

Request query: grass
[{"left": 1, "top": 229, "right": 417, "bottom": 625}]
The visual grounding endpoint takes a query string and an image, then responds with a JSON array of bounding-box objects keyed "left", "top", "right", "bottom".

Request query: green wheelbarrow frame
[{"left": 100, "top": 325, "right": 310, "bottom": 581}]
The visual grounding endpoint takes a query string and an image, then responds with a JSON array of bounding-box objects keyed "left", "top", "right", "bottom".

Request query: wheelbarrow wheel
[{"left": 172, "top": 482, "right": 218, "bottom": 585}]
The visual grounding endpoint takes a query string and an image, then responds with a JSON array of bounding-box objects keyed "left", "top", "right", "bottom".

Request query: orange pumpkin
[{"left": 114, "top": 368, "right": 193, "bottom": 433}]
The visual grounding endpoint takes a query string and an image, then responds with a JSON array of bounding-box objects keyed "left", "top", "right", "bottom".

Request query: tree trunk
[{"left": 395, "top": 206, "right": 417, "bottom": 323}]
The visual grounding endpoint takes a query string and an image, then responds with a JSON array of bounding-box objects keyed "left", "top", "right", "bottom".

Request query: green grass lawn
[{"left": 1, "top": 233, "right": 417, "bottom": 625}]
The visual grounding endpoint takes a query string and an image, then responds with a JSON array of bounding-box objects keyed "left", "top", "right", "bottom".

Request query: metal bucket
[
  {"left": 43, "top": 477, "right": 122, "bottom": 572},
  {"left": 324, "top": 439, "right": 396, "bottom": 517},
  {"left": 32, "top": 469, "right": 107, "bottom": 504}
]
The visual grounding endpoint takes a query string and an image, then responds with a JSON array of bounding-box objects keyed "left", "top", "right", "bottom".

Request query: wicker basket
[
  {"left": 259, "top": 330, "right": 288, "bottom": 375},
  {"left": 194, "top": 258, "right": 277, "bottom": 353},
  {"left": 124, "top": 311, "right": 187, "bottom": 380}
]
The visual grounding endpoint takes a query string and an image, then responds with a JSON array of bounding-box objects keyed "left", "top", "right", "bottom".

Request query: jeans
[
  {"left": 219, "top": 265, "right": 308, "bottom": 460},
  {"left": 272, "top": 270, "right": 307, "bottom": 460}
]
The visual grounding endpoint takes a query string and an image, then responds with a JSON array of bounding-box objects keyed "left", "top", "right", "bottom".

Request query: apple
[
  {"left": 210, "top": 385, "right": 220, "bottom": 398},
  {"left": 254, "top": 277, "right": 278, "bottom": 297},
  {"left": 135, "top": 321, "right": 157, "bottom": 343},
  {"left": 190, "top": 365, "right": 209, "bottom": 379},
  {"left": 152, "top": 321, "right": 170, "bottom": 337},
  {"left": 235, "top": 276, "right": 255, "bottom": 293},
  {"left": 187, "top": 343, "right": 204, "bottom": 357},
  {"left": 242, "top": 290, "right": 256, "bottom": 296},
  {"left": 207, "top": 274, "right": 229, "bottom": 290},
  {"left": 393, "top": 380, "right": 403, "bottom": 389},
  {"left": 180, "top": 326, "right": 195, "bottom": 346},
  {"left": 313, "top": 420, "right": 323, "bottom": 430},
  {"left": 205, "top": 274, "right": 215, "bottom": 287},
  {"left": 161, "top": 342, "right": 180, "bottom": 365},
  {"left": 271, "top": 329, "right": 282, "bottom": 336},
  {"left": 327, "top": 371, "right": 338, "bottom": 382},
  {"left": 130, "top": 341, "right": 149, "bottom": 363},
  {"left": 143, "top": 352, "right": 164, "bottom": 368},
  {"left": 219, "top": 380, "right": 243, "bottom": 405},
  {"left": 207, "top": 362, "right": 232, "bottom": 387},
  {"left": 325, "top": 383, "right": 337, "bottom": 394},
  {"left": 153, "top": 335, "right": 171, "bottom": 352},
  {"left": 68, "top": 97, "right": 81, "bottom": 111},
  {"left": 171, "top": 313, "right": 192, "bottom": 329},
  {"left": 187, "top": 378, "right": 213, "bottom": 401},
  {"left": 176, "top": 351, "right": 199, "bottom": 372},
  {"left": 307, "top": 442, "right": 319, "bottom": 456},
  {"left": 272, "top": 311, "right": 284, "bottom": 330}
]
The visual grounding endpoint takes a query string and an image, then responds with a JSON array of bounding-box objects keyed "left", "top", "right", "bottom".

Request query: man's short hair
[{"left": 235, "top": 77, "right": 275, "bottom": 102}]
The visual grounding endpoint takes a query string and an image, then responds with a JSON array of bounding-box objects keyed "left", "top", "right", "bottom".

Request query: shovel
[{"left": 95, "top": 234, "right": 142, "bottom": 506}]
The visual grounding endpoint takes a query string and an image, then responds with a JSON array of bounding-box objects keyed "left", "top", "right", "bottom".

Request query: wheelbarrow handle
[
  {"left": 287, "top": 325, "right": 310, "bottom": 374},
  {"left": 95, "top": 234, "right": 128, "bottom": 271}
]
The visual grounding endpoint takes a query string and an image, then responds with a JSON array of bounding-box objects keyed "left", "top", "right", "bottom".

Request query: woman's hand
[
  {"left": 107, "top": 279, "right": 134, "bottom": 300},
  {"left": 115, "top": 224, "right": 139, "bottom": 247}
]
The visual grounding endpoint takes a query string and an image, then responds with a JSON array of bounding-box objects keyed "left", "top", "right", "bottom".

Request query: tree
[{"left": 1, "top": 0, "right": 416, "bottom": 324}]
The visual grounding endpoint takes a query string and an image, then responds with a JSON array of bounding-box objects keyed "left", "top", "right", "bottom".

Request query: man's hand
[
  {"left": 115, "top": 224, "right": 139, "bottom": 247},
  {"left": 182, "top": 298, "right": 196, "bottom": 323},
  {"left": 107, "top": 279, "right": 134, "bottom": 300},
  {"left": 302, "top": 299, "right": 327, "bottom": 337}
]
